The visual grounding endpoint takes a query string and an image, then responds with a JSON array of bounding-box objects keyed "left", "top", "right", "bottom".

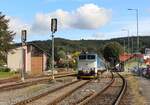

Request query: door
[{"left": 31, "top": 56, "right": 43, "bottom": 75}]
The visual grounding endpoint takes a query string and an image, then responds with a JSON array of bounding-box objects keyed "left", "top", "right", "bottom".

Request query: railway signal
[
  {"left": 51, "top": 18, "right": 57, "bottom": 33},
  {"left": 21, "top": 30, "right": 27, "bottom": 82},
  {"left": 21, "top": 30, "right": 27, "bottom": 43},
  {"left": 51, "top": 18, "right": 57, "bottom": 80}
]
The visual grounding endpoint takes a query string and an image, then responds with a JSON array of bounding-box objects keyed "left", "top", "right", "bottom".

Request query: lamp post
[
  {"left": 131, "top": 36, "right": 134, "bottom": 54},
  {"left": 128, "top": 8, "right": 140, "bottom": 75},
  {"left": 128, "top": 8, "right": 139, "bottom": 52},
  {"left": 122, "top": 29, "right": 130, "bottom": 53},
  {"left": 122, "top": 39, "right": 125, "bottom": 71},
  {"left": 123, "top": 39, "right": 125, "bottom": 53}
]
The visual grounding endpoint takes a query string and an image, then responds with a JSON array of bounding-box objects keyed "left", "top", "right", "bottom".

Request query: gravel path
[{"left": 0, "top": 76, "right": 76, "bottom": 105}]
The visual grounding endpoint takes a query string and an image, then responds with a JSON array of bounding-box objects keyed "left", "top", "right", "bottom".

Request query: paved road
[{"left": 138, "top": 77, "right": 150, "bottom": 105}]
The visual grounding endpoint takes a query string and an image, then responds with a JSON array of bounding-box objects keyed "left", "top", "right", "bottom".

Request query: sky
[{"left": 0, "top": 0, "right": 150, "bottom": 42}]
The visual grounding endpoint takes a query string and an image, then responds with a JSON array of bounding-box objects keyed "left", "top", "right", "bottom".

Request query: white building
[{"left": 7, "top": 43, "right": 49, "bottom": 75}]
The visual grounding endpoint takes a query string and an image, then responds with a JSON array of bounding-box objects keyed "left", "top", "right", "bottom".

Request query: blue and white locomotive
[{"left": 77, "top": 53, "right": 106, "bottom": 79}]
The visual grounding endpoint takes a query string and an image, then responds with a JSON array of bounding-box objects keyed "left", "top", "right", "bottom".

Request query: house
[
  {"left": 144, "top": 48, "right": 150, "bottom": 65},
  {"left": 7, "top": 43, "right": 50, "bottom": 75}
]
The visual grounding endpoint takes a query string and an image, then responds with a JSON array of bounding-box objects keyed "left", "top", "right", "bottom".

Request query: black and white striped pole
[{"left": 51, "top": 18, "right": 57, "bottom": 80}]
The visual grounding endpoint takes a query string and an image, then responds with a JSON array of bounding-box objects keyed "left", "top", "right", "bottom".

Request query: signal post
[{"left": 51, "top": 18, "right": 57, "bottom": 80}]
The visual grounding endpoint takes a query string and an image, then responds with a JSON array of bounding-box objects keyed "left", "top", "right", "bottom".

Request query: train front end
[{"left": 77, "top": 54, "right": 98, "bottom": 79}]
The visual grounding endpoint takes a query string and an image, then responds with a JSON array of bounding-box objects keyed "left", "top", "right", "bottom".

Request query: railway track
[
  {"left": 13, "top": 72, "right": 113, "bottom": 105},
  {"left": 78, "top": 72, "right": 127, "bottom": 105},
  {"left": 0, "top": 72, "right": 76, "bottom": 92},
  {"left": 0, "top": 72, "right": 75, "bottom": 84},
  {"left": 57, "top": 72, "right": 114, "bottom": 105},
  {"left": 14, "top": 80, "right": 90, "bottom": 105},
  {"left": 1, "top": 71, "right": 126, "bottom": 105}
]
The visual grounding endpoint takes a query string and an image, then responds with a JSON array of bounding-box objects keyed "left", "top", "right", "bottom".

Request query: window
[
  {"left": 87, "top": 55, "right": 95, "bottom": 60},
  {"left": 79, "top": 55, "right": 86, "bottom": 60}
]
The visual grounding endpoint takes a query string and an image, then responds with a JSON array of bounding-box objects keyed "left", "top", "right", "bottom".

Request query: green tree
[
  {"left": 102, "top": 42, "right": 124, "bottom": 66},
  {"left": 57, "top": 50, "right": 66, "bottom": 59},
  {"left": 0, "top": 12, "right": 15, "bottom": 64}
]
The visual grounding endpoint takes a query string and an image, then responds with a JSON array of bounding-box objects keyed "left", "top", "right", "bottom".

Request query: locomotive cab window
[
  {"left": 79, "top": 55, "right": 86, "bottom": 60},
  {"left": 87, "top": 55, "right": 95, "bottom": 60}
]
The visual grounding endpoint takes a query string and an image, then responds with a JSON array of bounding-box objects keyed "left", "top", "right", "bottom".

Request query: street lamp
[
  {"left": 128, "top": 8, "right": 139, "bottom": 52},
  {"left": 122, "top": 29, "right": 130, "bottom": 53},
  {"left": 128, "top": 8, "right": 140, "bottom": 75}
]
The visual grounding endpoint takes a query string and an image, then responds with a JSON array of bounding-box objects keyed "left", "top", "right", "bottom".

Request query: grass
[
  {"left": 121, "top": 58, "right": 146, "bottom": 105},
  {"left": 0, "top": 71, "right": 18, "bottom": 79},
  {"left": 127, "top": 75, "right": 146, "bottom": 105}
]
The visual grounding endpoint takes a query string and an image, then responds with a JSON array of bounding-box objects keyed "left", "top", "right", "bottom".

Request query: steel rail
[
  {"left": 77, "top": 72, "right": 115, "bottom": 105},
  {"left": 0, "top": 72, "right": 75, "bottom": 84},
  {"left": 113, "top": 73, "right": 127, "bottom": 105},
  {"left": 14, "top": 80, "right": 82, "bottom": 105},
  {"left": 0, "top": 73, "right": 76, "bottom": 92},
  {"left": 48, "top": 80, "right": 90, "bottom": 105},
  {"left": 77, "top": 72, "right": 127, "bottom": 105}
]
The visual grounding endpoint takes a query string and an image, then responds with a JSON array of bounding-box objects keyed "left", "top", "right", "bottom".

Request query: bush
[{"left": 0, "top": 67, "right": 11, "bottom": 72}]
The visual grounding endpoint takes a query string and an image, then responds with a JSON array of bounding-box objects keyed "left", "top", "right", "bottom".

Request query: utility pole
[
  {"left": 128, "top": 9, "right": 140, "bottom": 65},
  {"left": 51, "top": 18, "right": 57, "bottom": 80},
  {"left": 123, "top": 39, "right": 125, "bottom": 53},
  {"left": 128, "top": 9, "right": 139, "bottom": 52},
  {"left": 21, "top": 30, "right": 27, "bottom": 82},
  {"left": 131, "top": 36, "right": 134, "bottom": 54},
  {"left": 128, "top": 8, "right": 140, "bottom": 75},
  {"left": 122, "top": 29, "right": 130, "bottom": 53}
]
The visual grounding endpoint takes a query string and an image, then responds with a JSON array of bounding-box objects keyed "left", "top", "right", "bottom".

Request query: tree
[
  {"left": 0, "top": 12, "right": 15, "bottom": 64},
  {"left": 102, "top": 42, "right": 124, "bottom": 66}
]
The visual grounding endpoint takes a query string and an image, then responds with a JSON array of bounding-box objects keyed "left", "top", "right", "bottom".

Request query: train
[{"left": 77, "top": 52, "right": 106, "bottom": 79}]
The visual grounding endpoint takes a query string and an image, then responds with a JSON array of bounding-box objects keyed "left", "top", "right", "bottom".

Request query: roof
[
  {"left": 119, "top": 53, "right": 133, "bottom": 62},
  {"left": 15, "top": 42, "right": 51, "bottom": 57}
]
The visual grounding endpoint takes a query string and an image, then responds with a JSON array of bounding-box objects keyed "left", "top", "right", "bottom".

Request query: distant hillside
[{"left": 17, "top": 36, "right": 150, "bottom": 55}]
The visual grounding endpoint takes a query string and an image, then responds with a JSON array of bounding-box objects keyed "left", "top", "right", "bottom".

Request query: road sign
[
  {"left": 51, "top": 18, "right": 57, "bottom": 33},
  {"left": 21, "top": 30, "right": 27, "bottom": 42}
]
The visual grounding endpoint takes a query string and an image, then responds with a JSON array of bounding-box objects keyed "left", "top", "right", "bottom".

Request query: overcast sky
[{"left": 1, "top": 0, "right": 150, "bottom": 42}]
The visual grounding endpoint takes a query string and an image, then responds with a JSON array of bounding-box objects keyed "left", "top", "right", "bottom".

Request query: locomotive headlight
[
  {"left": 91, "top": 68, "right": 95, "bottom": 71},
  {"left": 79, "top": 68, "right": 82, "bottom": 71}
]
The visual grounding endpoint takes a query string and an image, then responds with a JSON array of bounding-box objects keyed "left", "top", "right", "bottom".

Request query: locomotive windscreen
[
  {"left": 79, "top": 55, "right": 86, "bottom": 60},
  {"left": 87, "top": 55, "right": 95, "bottom": 60}
]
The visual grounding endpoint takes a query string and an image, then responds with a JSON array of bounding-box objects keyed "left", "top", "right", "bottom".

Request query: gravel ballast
[
  {"left": 0, "top": 76, "right": 76, "bottom": 105},
  {"left": 58, "top": 73, "right": 113, "bottom": 105}
]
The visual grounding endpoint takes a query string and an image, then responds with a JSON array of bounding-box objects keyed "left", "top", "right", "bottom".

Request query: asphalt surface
[{"left": 138, "top": 77, "right": 150, "bottom": 105}]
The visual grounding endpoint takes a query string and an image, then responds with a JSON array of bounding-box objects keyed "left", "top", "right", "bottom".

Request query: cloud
[
  {"left": 88, "top": 32, "right": 106, "bottom": 40},
  {"left": 31, "top": 3, "right": 112, "bottom": 34},
  {"left": 71, "top": 4, "right": 111, "bottom": 29},
  {"left": 122, "top": 18, "right": 150, "bottom": 36},
  {"left": 31, "top": 9, "right": 71, "bottom": 34},
  {"left": 7, "top": 16, "right": 31, "bottom": 35}
]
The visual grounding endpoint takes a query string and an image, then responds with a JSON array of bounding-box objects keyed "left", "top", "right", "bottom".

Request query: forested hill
[{"left": 17, "top": 36, "right": 150, "bottom": 54}]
